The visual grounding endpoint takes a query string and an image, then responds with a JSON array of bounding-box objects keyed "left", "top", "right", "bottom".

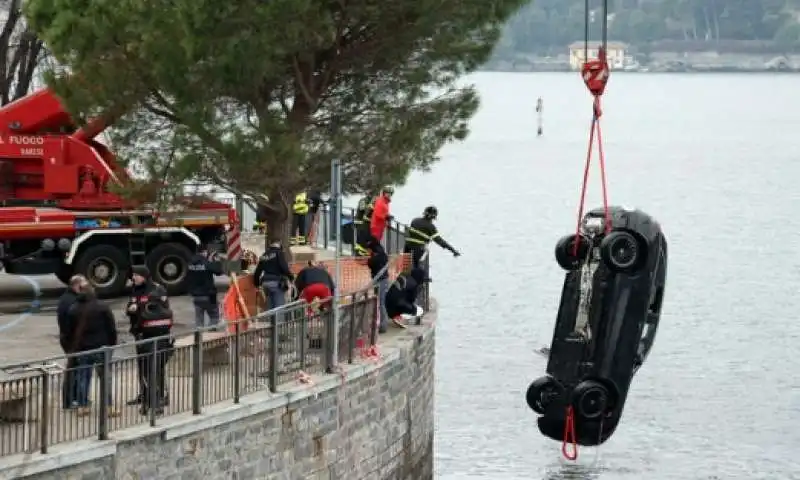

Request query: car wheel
[
  {"left": 554, "top": 234, "right": 590, "bottom": 271},
  {"left": 526, "top": 376, "right": 563, "bottom": 414},
  {"left": 600, "top": 230, "right": 645, "bottom": 273},
  {"left": 571, "top": 380, "right": 611, "bottom": 420}
]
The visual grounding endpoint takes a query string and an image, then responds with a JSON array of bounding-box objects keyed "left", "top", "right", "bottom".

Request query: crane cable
[
  {"left": 564, "top": 0, "right": 611, "bottom": 458},
  {"left": 572, "top": 0, "right": 612, "bottom": 258}
]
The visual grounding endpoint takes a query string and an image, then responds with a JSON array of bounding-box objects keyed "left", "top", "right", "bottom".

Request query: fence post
[
  {"left": 323, "top": 204, "right": 329, "bottom": 250},
  {"left": 98, "top": 347, "right": 111, "bottom": 440},
  {"left": 192, "top": 330, "right": 202, "bottom": 414},
  {"left": 324, "top": 305, "right": 336, "bottom": 374},
  {"left": 348, "top": 295, "right": 357, "bottom": 364},
  {"left": 269, "top": 312, "right": 279, "bottom": 393},
  {"left": 299, "top": 307, "right": 307, "bottom": 371},
  {"left": 39, "top": 372, "right": 49, "bottom": 454},
  {"left": 233, "top": 321, "right": 241, "bottom": 404},
  {"left": 149, "top": 340, "right": 158, "bottom": 427}
]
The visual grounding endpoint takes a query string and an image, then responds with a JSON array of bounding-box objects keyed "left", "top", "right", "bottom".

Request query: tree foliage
[
  {"left": 26, "top": 0, "right": 525, "bottom": 241},
  {"left": 0, "top": 0, "right": 45, "bottom": 105},
  {"left": 498, "top": 0, "right": 800, "bottom": 56}
]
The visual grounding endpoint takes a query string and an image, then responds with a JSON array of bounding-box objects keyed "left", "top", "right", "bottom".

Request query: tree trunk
[{"left": 261, "top": 192, "right": 293, "bottom": 261}]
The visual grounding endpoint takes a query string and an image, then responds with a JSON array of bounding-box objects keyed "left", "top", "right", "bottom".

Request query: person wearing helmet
[
  {"left": 353, "top": 191, "right": 376, "bottom": 256},
  {"left": 368, "top": 185, "right": 394, "bottom": 254},
  {"left": 404, "top": 206, "right": 460, "bottom": 268}
]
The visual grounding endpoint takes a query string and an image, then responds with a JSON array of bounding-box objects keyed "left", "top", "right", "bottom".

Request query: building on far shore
[{"left": 569, "top": 41, "right": 627, "bottom": 70}]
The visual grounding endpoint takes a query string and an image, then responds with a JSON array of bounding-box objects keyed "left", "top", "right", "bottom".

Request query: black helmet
[
  {"left": 382, "top": 185, "right": 395, "bottom": 195},
  {"left": 423, "top": 206, "right": 438, "bottom": 219}
]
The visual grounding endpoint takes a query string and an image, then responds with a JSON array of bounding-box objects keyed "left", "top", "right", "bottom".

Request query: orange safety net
[{"left": 223, "top": 253, "right": 411, "bottom": 332}]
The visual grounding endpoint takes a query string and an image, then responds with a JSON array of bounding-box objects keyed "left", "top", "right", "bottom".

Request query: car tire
[
  {"left": 600, "top": 230, "right": 645, "bottom": 273},
  {"left": 146, "top": 242, "right": 194, "bottom": 296},
  {"left": 526, "top": 376, "right": 563, "bottom": 414},
  {"left": 571, "top": 380, "right": 612, "bottom": 420},
  {"left": 73, "top": 245, "right": 130, "bottom": 298},
  {"left": 554, "top": 234, "right": 590, "bottom": 271}
]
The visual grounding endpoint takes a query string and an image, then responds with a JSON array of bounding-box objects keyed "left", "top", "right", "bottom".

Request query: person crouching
[
  {"left": 295, "top": 261, "right": 336, "bottom": 310},
  {"left": 384, "top": 267, "right": 427, "bottom": 327}
]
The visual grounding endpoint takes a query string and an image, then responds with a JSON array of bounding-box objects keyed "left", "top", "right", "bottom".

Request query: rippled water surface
[{"left": 388, "top": 73, "right": 800, "bottom": 480}]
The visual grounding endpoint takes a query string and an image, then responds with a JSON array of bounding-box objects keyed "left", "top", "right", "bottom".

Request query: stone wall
[{"left": 0, "top": 315, "right": 435, "bottom": 480}]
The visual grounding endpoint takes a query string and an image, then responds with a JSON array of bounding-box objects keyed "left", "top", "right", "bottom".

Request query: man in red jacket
[{"left": 369, "top": 185, "right": 393, "bottom": 250}]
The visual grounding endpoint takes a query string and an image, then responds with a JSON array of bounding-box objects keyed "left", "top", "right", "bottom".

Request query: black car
[{"left": 526, "top": 206, "right": 668, "bottom": 446}]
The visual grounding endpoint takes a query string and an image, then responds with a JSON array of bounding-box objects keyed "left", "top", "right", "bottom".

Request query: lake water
[{"left": 388, "top": 73, "right": 800, "bottom": 480}]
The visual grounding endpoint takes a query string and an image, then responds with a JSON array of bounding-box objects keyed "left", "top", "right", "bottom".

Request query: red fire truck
[{"left": 0, "top": 88, "right": 238, "bottom": 297}]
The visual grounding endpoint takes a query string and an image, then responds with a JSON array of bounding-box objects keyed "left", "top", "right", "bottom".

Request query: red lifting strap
[
  {"left": 562, "top": 406, "right": 578, "bottom": 460},
  {"left": 572, "top": 47, "right": 612, "bottom": 257}
]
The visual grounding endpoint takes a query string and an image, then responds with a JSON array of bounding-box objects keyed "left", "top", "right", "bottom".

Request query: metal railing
[
  {"left": 0, "top": 204, "right": 432, "bottom": 459},
  {"left": 0, "top": 290, "right": 385, "bottom": 458},
  {"left": 299, "top": 203, "right": 408, "bottom": 256}
]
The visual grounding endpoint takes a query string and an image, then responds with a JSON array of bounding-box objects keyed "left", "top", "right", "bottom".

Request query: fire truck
[{"left": 0, "top": 88, "right": 238, "bottom": 297}]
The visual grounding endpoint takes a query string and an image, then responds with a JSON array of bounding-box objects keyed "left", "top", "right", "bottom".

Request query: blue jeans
[
  {"left": 262, "top": 281, "right": 286, "bottom": 310},
  {"left": 377, "top": 278, "right": 389, "bottom": 330},
  {"left": 193, "top": 295, "right": 220, "bottom": 328},
  {"left": 73, "top": 352, "right": 111, "bottom": 407}
]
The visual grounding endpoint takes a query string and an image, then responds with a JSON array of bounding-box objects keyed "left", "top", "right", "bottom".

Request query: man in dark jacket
[
  {"left": 384, "top": 267, "right": 427, "bottom": 327},
  {"left": 187, "top": 243, "right": 223, "bottom": 328},
  {"left": 61, "top": 283, "right": 119, "bottom": 417},
  {"left": 295, "top": 261, "right": 336, "bottom": 310},
  {"left": 126, "top": 266, "right": 173, "bottom": 413},
  {"left": 404, "top": 206, "right": 460, "bottom": 268},
  {"left": 367, "top": 245, "right": 390, "bottom": 333},
  {"left": 253, "top": 240, "right": 294, "bottom": 310},
  {"left": 57, "top": 275, "right": 82, "bottom": 409}
]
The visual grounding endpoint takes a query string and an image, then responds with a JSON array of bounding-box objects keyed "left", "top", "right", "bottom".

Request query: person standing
[
  {"left": 186, "top": 243, "right": 224, "bottom": 329},
  {"left": 354, "top": 192, "right": 375, "bottom": 256},
  {"left": 291, "top": 191, "right": 310, "bottom": 246},
  {"left": 404, "top": 206, "right": 460, "bottom": 268},
  {"left": 62, "top": 282, "right": 119, "bottom": 417},
  {"left": 57, "top": 275, "right": 82, "bottom": 409},
  {"left": 253, "top": 240, "right": 294, "bottom": 310},
  {"left": 369, "top": 186, "right": 394, "bottom": 254},
  {"left": 126, "top": 266, "right": 173, "bottom": 414},
  {"left": 367, "top": 244, "right": 390, "bottom": 333}
]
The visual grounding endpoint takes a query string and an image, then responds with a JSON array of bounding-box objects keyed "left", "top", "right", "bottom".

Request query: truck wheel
[
  {"left": 73, "top": 245, "right": 130, "bottom": 297},
  {"left": 146, "top": 243, "right": 193, "bottom": 295},
  {"left": 526, "top": 376, "right": 563, "bottom": 414},
  {"left": 571, "top": 380, "right": 611, "bottom": 420},
  {"left": 600, "top": 231, "right": 645, "bottom": 273},
  {"left": 554, "top": 234, "right": 590, "bottom": 271}
]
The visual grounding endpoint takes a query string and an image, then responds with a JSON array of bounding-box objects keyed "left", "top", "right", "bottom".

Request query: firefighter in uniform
[
  {"left": 353, "top": 192, "right": 375, "bottom": 256},
  {"left": 404, "top": 206, "right": 460, "bottom": 268},
  {"left": 291, "top": 192, "right": 310, "bottom": 245},
  {"left": 126, "top": 266, "right": 174, "bottom": 415}
]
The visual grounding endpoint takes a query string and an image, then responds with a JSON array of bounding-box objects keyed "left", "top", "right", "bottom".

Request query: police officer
[
  {"left": 404, "top": 206, "right": 460, "bottom": 268},
  {"left": 291, "top": 192, "right": 310, "bottom": 245},
  {"left": 253, "top": 240, "right": 294, "bottom": 309},
  {"left": 126, "top": 266, "right": 173, "bottom": 414},
  {"left": 187, "top": 243, "right": 224, "bottom": 329},
  {"left": 353, "top": 192, "right": 375, "bottom": 256}
]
